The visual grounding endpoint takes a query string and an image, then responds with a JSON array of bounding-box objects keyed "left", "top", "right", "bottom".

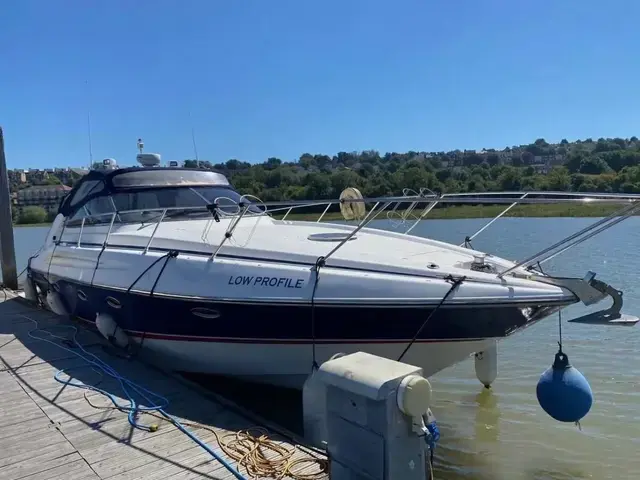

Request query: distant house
[
  {"left": 532, "top": 164, "right": 550, "bottom": 174},
  {"left": 8, "top": 170, "right": 27, "bottom": 184},
  {"left": 16, "top": 185, "right": 72, "bottom": 215},
  {"left": 546, "top": 154, "right": 566, "bottom": 166}
]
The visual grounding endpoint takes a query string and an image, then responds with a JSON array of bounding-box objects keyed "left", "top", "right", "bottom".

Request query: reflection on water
[
  {"left": 10, "top": 218, "right": 640, "bottom": 479},
  {"left": 474, "top": 389, "right": 500, "bottom": 444}
]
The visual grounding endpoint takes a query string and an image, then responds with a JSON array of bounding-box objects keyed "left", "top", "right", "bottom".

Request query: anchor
[
  {"left": 525, "top": 271, "right": 639, "bottom": 327},
  {"left": 568, "top": 278, "right": 639, "bottom": 326}
]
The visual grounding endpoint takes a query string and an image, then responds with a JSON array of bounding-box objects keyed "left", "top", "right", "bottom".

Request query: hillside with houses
[
  {"left": 7, "top": 167, "right": 88, "bottom": 224},
  {"left": 8, "top": 136, "right": 640, "bottom": 224},
  {"left": 181, "top": 136, "right": 640, "bottom": 202}
]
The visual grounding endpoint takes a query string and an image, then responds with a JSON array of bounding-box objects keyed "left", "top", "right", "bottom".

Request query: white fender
[
  {"left": 95, "top": 312, "right": 129, "bottom": 349},
  {"left": 23, "top": 275, "right": 38, "bottom": 303},
  {"left": 46, "top": 290, "right": 69, "bottom": 316},
  {"left": 475, "top": 340, "right": 498, "bottom": 388}
]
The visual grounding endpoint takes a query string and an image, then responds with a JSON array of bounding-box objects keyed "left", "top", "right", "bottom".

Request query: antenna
[
  {"left": 87, "top": 112, "right": 93, "bottom": 165},
  {"left": 85, "top": 80, "right": 94, "bottom": 168},
  {"left": 189, "top": 111, "right": 199, "bottom": 161}
]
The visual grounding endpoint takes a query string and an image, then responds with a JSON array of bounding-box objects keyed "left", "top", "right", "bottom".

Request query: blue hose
[{"left": 27, "top": 320, "right": 249, "bottom": 480}]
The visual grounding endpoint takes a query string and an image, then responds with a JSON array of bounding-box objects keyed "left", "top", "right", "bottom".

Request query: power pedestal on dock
[{"left": 312, "top": 351, "right": 434, "bottom": 480}]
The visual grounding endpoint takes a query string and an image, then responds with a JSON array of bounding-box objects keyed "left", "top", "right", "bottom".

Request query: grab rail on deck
[{"left": 58, "top": 190, "right": 640, "bottom": 277}]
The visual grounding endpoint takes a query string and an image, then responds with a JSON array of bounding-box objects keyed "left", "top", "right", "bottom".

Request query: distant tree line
[{"left": 179, "top": 136, "right": 640, "bottom": 201}]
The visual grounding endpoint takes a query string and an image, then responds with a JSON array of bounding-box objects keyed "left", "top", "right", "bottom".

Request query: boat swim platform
[{"left": 0, "top": 291, "right": 328, "bottom": 480}]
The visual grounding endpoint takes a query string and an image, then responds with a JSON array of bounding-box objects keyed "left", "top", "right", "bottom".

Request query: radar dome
[
  {"left": 99, "top": 158, "right": 118, "bottom": 170},
  {"left": 136, "top": 153, "right": 162, "bottom": 167}
]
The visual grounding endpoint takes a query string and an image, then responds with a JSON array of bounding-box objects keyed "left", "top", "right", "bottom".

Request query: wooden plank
[
  {"left": 0, "top": 452, "right": 87, "bottom": 480},
  {"left": 0, "top": 342, "right": 101, "bottom": 373},
  {"left": 87, "top": 430, "right": 220, "bottom": 478},
  {"left": 164, "top": 461, "right": 233, "bottom": 480},
  {"left": 91, "top": 429, "right": 222, "bottom": 479},
  {"left": 58, "top": 394, "right": 227, "bottom": 444},
  {"left": 105, "top": 441, "right": 227, "bottom": 480},
  {"left": 0, "top": 391, "right": 47, "bottom": 428},
  {"left": 21, "top": 457, "right": 100, "bottom": 480},
  {"left": 0, "top": 440, "right": 76, "bottom": 471},
  {"left": 79, "top": 421, "right": 212, "bottom": 465},
  {"left": 0, "top": 416, "right": 53, "bottom": 441},
  {"left": 0, "top": 427, "right": 70, "bottom": 460},
  {"left": 0, "top": 297, "right": 328, "bottom": 480}
]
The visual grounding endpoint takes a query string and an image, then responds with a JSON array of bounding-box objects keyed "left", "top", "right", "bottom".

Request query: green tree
[
  {"left": 45, "top": 176, "right": 62, "bottom": 185},
  {"left": 265, "top": 158, "right": 282, "bottom": 170},
  {"left": 565, "top": 152, "right": 586, "bottom": 173},
  {"left": 17, "top": 206, "right": 48, "bottom": 225},
  {"left": 546, "top": 167, "right": 571, "bottom": 191},
  {"left": 466, "top": 175, "right": 486, "bottom": 192},
  {"left": 486, "top": 154, "right": 500, "bottom": 166},
  {"left": 497, "top": 168, "right": 522, "bottom": 190},
  {"left": 521, "top": 152, "right": 534, "bottom": 164},
  {"left": 330, "top": 169, "right": 362, "bottom": 194},
  {"left": 304, "top": 173, "right": 332, "bottom": 198},
  {"left": 578, "top": 157, "right": 611, "bottom": 175},
  {"left": 184, "top": 159, "right": 198, "bottom": 168},
  {"left": 150, "top": 133, "right": 640, "bottom": 203}
]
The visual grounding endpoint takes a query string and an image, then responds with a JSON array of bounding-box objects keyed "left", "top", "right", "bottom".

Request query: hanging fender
[{"left": 96, "top": 312, "right": 130, "bottom": 350}]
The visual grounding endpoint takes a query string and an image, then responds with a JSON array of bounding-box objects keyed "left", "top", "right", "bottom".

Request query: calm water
[{"left": 5, "top": 218, "right": 640, "bottom": 480}]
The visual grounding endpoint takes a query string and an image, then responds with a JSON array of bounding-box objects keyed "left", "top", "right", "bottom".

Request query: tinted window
[
  {"left": 67, "top": 196, "right": 118, "bottom": 226},
  {"left": 112, "top": 188, "right": 207, "bottom": 210},
  {"left": 65, "top": 186, "right": 262, "bottom": 226},
  {"left": 111, "top": 170, "right": 229, "bottom": 188},
  {"left": 69, "top": 180, "right": 104, "bottom": 206}
]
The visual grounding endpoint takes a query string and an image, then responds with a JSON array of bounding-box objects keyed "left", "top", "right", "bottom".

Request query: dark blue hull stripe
[{"left": 36, "top": 275, "right": 559, "bottom": 343}]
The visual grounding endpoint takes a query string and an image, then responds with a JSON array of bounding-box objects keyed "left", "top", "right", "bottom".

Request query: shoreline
[
  {"left": 272, "top": 203, "right": 627, "bottom": 221},
  {"left": 11, "top": 203, "right": 629, "bottom": 227},
  {"left": 13, "top": 222, "right": 53, "bottom": 228}
]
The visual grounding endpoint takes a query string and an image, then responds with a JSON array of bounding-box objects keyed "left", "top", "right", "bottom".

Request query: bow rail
[{"left": 58, "top": 189, "right": 640, "bottom": 280}]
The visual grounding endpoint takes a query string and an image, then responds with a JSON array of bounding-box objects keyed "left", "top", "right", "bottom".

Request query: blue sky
[{"left": 2, "top": 0, "right": 639, "bottom": 169}]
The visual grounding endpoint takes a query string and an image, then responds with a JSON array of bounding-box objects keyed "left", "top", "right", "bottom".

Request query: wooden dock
[{"left": 0, "top": 291, "right": 328, "bottom": 480}]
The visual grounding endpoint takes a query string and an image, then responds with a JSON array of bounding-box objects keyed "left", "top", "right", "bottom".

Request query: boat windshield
[{"left": 66, "top": 186, "right": 264, "bottom": 226}]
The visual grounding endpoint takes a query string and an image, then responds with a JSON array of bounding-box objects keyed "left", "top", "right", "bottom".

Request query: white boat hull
[
  {"left": 28, "top": 209, "right": 577, "bottom": 387},
  {"left": 88, "top": 322, "right": 495, "bottom": 388},
  {"left": 26, "top": 166, "right": 633, "bottom": 389}
]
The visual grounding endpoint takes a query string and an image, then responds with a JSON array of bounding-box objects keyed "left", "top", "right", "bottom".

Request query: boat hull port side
[
  {"left": 27, "top": 161, "right": 636, "bottom": 389},
  {"left": 30, "top": 277, "right": 536, "bottom": 388},
  {"left": 29, "top": 252, "right": 571, "bottom": 388}
]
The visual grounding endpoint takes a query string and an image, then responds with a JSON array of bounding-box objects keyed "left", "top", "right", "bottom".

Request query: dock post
[
  {"left": 0, "top": 127, "right": 18, "bottom": 289},
  {"left": 316, "top": 352, "right": 436, "bottom": 480}
]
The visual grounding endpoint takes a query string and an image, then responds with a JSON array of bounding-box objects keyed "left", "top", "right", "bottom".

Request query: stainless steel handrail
[
  {"left": 144, "top": 208, "right": 167, "bottom": 254},
  {"left": 322, "top": 201, "right": 388, "bottom": 263},
  {"left": 58, "top": 190, "right": 640, "bottom": 274},
  {"left": 77, "top": 217, "right": 85, "bottom": 247},
  {"left": 317, "top": 203, "right": 332, "bottom": 223},
  {"left": 499, "top": 201, "right": 640, "bottom": 277},
  {"left": 60, "top": 192, "right": 640, "bottom": 224},
  {"left": 404, "top": 199, "right": 440, "bottom": 235},
  {"left": 460, "top": 192, "right": 529, "bottom": 247}
]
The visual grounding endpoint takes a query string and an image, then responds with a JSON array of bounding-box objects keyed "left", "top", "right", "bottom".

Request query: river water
[{"left": 5, "top": 217, "right": 640, "bottom": 480}]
